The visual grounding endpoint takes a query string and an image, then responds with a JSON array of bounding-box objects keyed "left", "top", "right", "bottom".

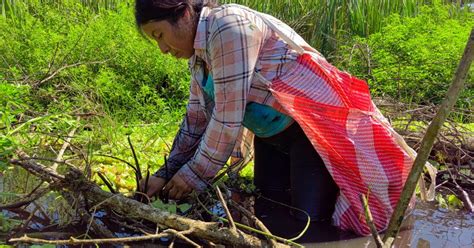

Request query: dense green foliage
[
  {"left": 227, "top": 0, "right": 436, "bottom": 58},
  {"left": 335, "top": 3, "right": 473, "bottom": 112},
  {"left": 1, "top": 0, "right": 471, "bottom": 125},
  {"left": 0, "top": 1, "right": 472, "bottom": 233},
  {"left": 0, "top": 1, "right": 187, "bottom": 205},
  {"left": 1, "top": 0, "right": 188, "bottom": 123}
]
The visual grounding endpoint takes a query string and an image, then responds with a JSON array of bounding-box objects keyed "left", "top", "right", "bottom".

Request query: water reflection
[
  {"left": 3, "top": 199, "right": 472, "bottom": 247},
  {"left": 307, "top": 201, "right": 474, "bottom": 248}
]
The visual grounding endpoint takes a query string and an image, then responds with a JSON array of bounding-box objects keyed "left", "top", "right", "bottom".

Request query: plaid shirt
[
  {"left": 155, "top": 4, "right": 318, "bottom": 190},
  {"left": 154, "top": 4, "right": 427, "bottom": 236}
]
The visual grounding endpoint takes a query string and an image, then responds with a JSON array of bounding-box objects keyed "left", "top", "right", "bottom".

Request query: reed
[{"left": 224, "top": 0, "right": 430, "bottom": 56}]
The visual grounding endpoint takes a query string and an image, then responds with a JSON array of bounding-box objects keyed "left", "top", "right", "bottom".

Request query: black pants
[{"left": 254, "top": 122, "right": 339, "bottom": 226}]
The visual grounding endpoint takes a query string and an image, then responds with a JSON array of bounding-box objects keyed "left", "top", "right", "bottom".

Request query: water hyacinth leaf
[
  {"left": 167, "top": 203, "right": 177, "bottom": 214},
  {"left": 151, "top": 199, "right": 166, "bottom": 209},
  {"left": 178, "top": 203, "right": 192, "bottom": 213},
  {"left": 447, "top": 194, "right": 463, "bottom": 209},
  {"left": 151, "top": 199, "right": 177, "bottom": 214},
  {"left": 436, "top": 194, "right": 448, "bottom": 209}
]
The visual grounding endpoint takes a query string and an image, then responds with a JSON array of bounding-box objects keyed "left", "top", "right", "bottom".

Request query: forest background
[{"left": 0, "top": 0, "right": 472, "bottom": 237}]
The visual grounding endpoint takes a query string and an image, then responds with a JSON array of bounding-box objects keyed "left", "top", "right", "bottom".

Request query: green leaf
[
  {"left": 178, "top": 203, "right": 192, "bottom": 213},
  {"left": 151, "top": 199, "right": 177, "bottom": 214},
  {"left": 436, "top": 193, "right": 448, "bottom": 209},
  {"left": 151, "top": 199, "right": 166, "bottom": 209},
  {"left": 167, "top": 203, "right": 176, "bottom": 214},
  {"left": 447, "top": 194, "right": 463, "bottom": 210}
]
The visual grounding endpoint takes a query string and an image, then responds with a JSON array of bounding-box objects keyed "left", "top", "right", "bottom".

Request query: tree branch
[
  {"left": 359, "top": 194, "right": 383, "bottom": 248},
  {"left": 10, "top": 228, "right": 196, "bottom": 246},
  {"left": 9, "top": 154, "right": 289, "bottom": 247}
]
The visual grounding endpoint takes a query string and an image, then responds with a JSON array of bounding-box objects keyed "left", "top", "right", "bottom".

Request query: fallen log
[{"left": 9, "top": 152, "right": 290, "bottom": 247}]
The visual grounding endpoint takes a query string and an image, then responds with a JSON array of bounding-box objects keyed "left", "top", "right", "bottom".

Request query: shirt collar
[
  {"left": 193, "top": 6, "right": 211, "bottom": 50},
  {"left": 189, "top": 6, "right": 211, "bottom": 68}
]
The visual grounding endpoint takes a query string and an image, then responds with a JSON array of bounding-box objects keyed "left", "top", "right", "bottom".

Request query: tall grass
[{"left": 224, "top": 0, "right": 454, "bottom": 57}]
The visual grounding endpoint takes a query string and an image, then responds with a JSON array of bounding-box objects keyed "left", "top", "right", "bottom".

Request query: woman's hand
[
  {"left": 163, "top": 174, "right": 193, "bottom": 200},
  {"left": 140, "top": 176, "right": 167, "bottom": 198}
]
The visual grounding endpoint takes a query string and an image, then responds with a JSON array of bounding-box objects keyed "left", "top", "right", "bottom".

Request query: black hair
[{"left": 135, "top": 0, "right": 218, "bottom": 27}]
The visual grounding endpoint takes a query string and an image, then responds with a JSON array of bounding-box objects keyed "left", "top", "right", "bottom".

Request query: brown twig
[
  {"left": 215, "top": 186, "right": 236, "bottom": 232},
  {"left": 33, "top": 60, "right": 109, "bottom": 88},
  {"left": 447, "top": 164, "right": 474, "bottom": 212},
  {"left": 11, "top": 151, "right": 290, "bottom": 247},
  {"left": 159, "top": 228, "right": 201, "bottom": 248},
  {"left": 0, "top": 184, "right": 50, "bottom": 210},
  {"left": 10, "top": 152, "right": 64, "bottom": 183},
  {"left": 10, "top": 228, "right": 197, "bottom": 246},
  {"left": 230, "top": 200, "right": 278, "bottom": 248},
  {"left": 359, "top": 194, "right": 384, "bottom": 248},
  {"left": 60, "top": 191, "right": 115, "bottom": 239},
  {"left": 52, "top": 117, "right": 80, "bottom": 171}
]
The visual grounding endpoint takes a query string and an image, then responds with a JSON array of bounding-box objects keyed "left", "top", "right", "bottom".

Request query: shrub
[
  {"left": 0, "top": 0, "right": 189, "bottom": 122},
  {"left": 336, "top": 3, "right": 473, "bottom": 112}
]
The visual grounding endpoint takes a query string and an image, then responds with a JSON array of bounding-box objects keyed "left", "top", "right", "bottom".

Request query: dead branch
[
  {"left": 10, "top": 154, "right": 64, "bottom": 183},
  {"left": 446, "top": 166, "right": 474, "bottom": 212},
  {"left": 60, "top": 190, "right": 115, "bottom": 238},
  {"left": 52, "top": 117, "right": 80, "bottom": 171},
  {"left": 33, "top": 59, "right": 110, "bottom": 88},
  {"left": 230, "top": 200, "right": 278, "bottom": 248},
  {"left": 215, "top": 186, "right": 236, "bottom": 232},
  {"left": 359, "top": 194, "right": 384, "bottom": 248},
  {"left": 9, "top": 153, "right": 289, "bottom": 247},
  {"left": 0, "top": 185, "right": 50, "bottom": 210},
  {"left": 10, "top": 228, "right": 197, "bottom": 246}
]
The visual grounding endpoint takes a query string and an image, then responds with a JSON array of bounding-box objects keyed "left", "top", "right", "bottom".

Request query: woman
[{"left": 137, "top": 0, "right": 416, "bottom": 237}]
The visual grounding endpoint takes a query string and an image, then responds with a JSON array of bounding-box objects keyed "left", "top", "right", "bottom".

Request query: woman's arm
[
  {"left": 170, "top": 12, "right": 264, "bottom": 191},
  {"left": 153, "top": 76, "right": 209, "bottom": 180}
]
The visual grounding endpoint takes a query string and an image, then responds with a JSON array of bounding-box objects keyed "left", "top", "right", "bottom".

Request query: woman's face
[{"left": 141, "top": 11, "right": 196, "bottom": 59}]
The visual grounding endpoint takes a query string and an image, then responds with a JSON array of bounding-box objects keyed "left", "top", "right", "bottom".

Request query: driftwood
[{"left": 8, "top": 151, "right": 289, "bottom": 247}]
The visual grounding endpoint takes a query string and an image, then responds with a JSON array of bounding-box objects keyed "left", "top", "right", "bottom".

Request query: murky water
[
  {"left": 2, "top": 200, "right": 473, "bottom": 247},
  {"left": 307, "top": 201, "right": 474, "bottom": 248}
]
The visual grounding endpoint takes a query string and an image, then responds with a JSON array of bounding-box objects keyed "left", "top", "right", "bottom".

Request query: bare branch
[
  {"left": 33, "top": 59, "right": 110, "bottom": 87},
  {"left": 359, "top": 194, "right": 383, "bottom": 248},
  {"left": 0, "top": 185, "right": 50, "bottom": 210},
  {"left": 10, "top": 229, "right": 195, "bottom": 246},
  {"left": 215, "top": 186, "right": 236, "bottom": 232},
  {"left": 10, "top": 155, "right": 287, "bottom": 247},
  {"left": 230, "top": 200, "right": 278, "bottom": 248}
]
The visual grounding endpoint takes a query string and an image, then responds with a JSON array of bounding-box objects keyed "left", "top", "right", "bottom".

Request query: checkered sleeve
[
  {"left": 154, "top": 76, "right": 209, "bottom": 180},
  {"left": 173, "top": 13, "right": 264, "bottom": 190}
]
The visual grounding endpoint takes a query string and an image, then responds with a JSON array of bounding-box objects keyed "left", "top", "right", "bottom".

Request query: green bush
[
  {"left": 0, "top": 0, "right": 189, "bottom": 122},
  {"left": 336, "top": 3, "right": 473, "bottom": 112}
]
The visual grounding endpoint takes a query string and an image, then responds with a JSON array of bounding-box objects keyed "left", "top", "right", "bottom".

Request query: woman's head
[{"left": 135, "top": 0, "right": 216, "bottom": 59}]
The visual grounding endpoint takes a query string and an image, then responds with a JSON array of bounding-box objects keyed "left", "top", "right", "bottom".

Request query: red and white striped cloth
[{"left": 268, "top": 52, "right": 416, "bottom": 235}]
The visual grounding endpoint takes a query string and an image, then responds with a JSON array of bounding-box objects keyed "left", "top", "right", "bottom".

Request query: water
[
  {"left": 307, "top": 201, "right": 474, "bottom": 248},
  {"left": 2, "top": 200, "right": 472, "bottom": 247}
]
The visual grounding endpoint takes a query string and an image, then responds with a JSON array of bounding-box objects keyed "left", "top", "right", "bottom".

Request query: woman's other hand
[
  {"left": 140, "top": 176, "right": 167, "bottom": 198},
  {"left": 163, "top": 174, "right": 193, "bottom": 200}
]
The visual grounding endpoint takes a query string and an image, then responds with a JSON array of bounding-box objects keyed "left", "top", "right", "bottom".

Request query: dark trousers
[{"left": 254, "top": 122, "right": 339, "bottom": 223}]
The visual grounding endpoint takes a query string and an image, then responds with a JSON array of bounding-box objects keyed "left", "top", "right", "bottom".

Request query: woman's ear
[{"left": 183, "top": 6, "right": 193, "bottom": 19}]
